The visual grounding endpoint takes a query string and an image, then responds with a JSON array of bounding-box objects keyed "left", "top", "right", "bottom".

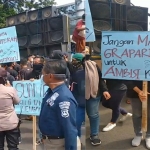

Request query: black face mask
[
  {"left": 33, "top": 64, "right": 43, "bottom": 71},
  {"left": 72, "top": 61, "right": 82, "bottom": 69}
]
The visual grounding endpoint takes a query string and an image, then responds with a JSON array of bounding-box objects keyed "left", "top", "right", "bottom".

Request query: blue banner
[
  {"left": 13, "top": 80, "right": 48, "bottom": 116},
  {"left": 85, "top": 0, "right": 95, "bottom": 42},
  {"left": 0, "top": 26, "right": 20, "bottom": 63},
  {"left": 101, "top": 31, "right": 150, "bottom": 81}
]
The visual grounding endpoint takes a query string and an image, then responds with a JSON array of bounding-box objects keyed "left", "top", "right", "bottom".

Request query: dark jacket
[
  {"left": 39, "top": 84, "right": 78, "bottom": 150},
  {"left": 71, "top": 64, "right": 108, "bottom": 105},
  {"left": 96, "top": 65, "right": 108, "bottom": 94},
  {"left": 105, "top": 79, "right": 127, "bottom": 91},
  {"left": 126, "top": 80, "right": 143, "bottom": 98},
  {"left": 71, "top": 68, "right": 85, "bottom": 107}
]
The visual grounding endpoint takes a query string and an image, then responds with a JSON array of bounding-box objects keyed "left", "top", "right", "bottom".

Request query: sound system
[
  {"left": 89, "top": 0, "right": 148, "bottom": 56},
  {"left": 6, "top": 6, "right": 70, "bottom": 58}
]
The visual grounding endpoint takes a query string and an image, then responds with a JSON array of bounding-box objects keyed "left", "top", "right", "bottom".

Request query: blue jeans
[
  {"left": 86, "top": 97, "right": 100, "bottom": 136},
  {"left": 76, "top": 106, "right": 85, "bottom": 137}
]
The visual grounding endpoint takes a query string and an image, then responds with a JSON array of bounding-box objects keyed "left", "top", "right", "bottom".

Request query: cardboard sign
[
  {"left": 101, "top": 31, "right": 150, "bottom": 81},
  {"left": 85, "top": 0, "right": 95, "bottom": 42},
  {"left": 13, "top": 80, "right": 48, "bottom": 116},
  {"left": 0, "top": 26, "right": 20, "bottom": 63}
]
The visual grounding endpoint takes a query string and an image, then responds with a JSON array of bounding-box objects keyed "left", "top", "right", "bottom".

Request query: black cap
[{"left": 51, "top": 50, "right": 64, "bottom": 60}]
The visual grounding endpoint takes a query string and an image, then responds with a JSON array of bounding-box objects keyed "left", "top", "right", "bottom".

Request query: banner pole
[
  {"left": 33, "top": 116, "right": 37, "bottom": 150},
  {"left": 142, "top": 81, "right": 148, "bottom": 132}
]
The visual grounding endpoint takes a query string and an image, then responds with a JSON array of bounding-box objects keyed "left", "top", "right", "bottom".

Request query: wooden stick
[
  {"left": 142, "top": 81, "right": 148, "bottom": 132},
  {"left": 33, "top": 116, "right": 37, "bottom": 150}
]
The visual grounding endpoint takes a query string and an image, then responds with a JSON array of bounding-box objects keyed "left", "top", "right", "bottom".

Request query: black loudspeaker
[
  {"left": 91, "top": 38, "right": 101, "bottom": 55},
  {"left": 27, "top": 6, "right": 57, "bottom": 22},
  {"left": 89, "top": 0, "right": 130, "bottom": 5},
  {"left": 122, "top": 6, "right": 148, "bottom": 31},
  {"left": 89, "top": 1, "right": 121, "bottom": 35},
  {"left": 41, "top": 6, "right": 58, "bottom": 19},
  {"left": 27, "top": 20, "right": 44, "bottom": 47},
  {"left": 6, "top": 12, "right": 27, "bottom": 26},
  {"left": 16, "top": 20, "right": 44, "bottom": 48},
  {"left": 46, "top": 44, "right": 62, "bottom": 57},
  {"left": 45, "top": 15, "right": 70, "bottom": 45},
  {"left": 27, "top": 10, "right": 42, "bottom": 22},
  {"left": 19, "top": 49, "right": 28, "bottom": 58},
  {"left": 112, "top": 0, "right": 130, "bottom": 5},
  {"left": 30, "top": 47, "right": 46, "bottom": 56},
  {"left": 6, "top": 6, "right": 58, "bottom": 49},
  {"left": 16, "top": 24, "right": 28, "bottom": 48}
]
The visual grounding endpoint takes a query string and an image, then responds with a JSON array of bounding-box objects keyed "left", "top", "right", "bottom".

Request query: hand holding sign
[{"left": 138, "top": 91, "right": 147, "bottom": 101}]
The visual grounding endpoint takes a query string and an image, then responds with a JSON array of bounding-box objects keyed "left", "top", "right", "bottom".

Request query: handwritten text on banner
[
  {"left": 0, "top": 26, "right": 20, "bottom": 63},
  {"left": 85, "top": 0, "right": 95, "bottom": 42},
  {"left": 13, "top": 80, "right": 48, "bottom": 116},
  {"left": 101, "top": 31, "right": 150, "bottom": 81}
]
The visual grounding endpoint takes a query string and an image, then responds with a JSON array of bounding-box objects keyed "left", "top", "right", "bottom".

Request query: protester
[
  {"left": 39, "top": 59, "right": 81, "bottom": 150},
  {"left": 71, "top": 53, "right": 85, "bottom": 138},
  {"left": 72, "top": 14, "right": 85, "bottom": 53},
  {"left": 27, "top": 54, "right": 35, "bottom": 68},
  {"left": 50, "top": 50, "right": 71, "bottom": 87},
  {"left": 0, "top": 68, "right": 20, "bottom": 150},
  {"left": 71, "top": 53, "right": 85, "bottom": 76},
  {"left": 0, "top": 64, "right": 15, "bottom": 85},
  {"left": 13, "top": 62, "right": 21, "bottom": 74},
  {"left": 85, "top": 55, "right": 111, "bottom": 146},
  {"left": 29, "top": 55, "right": 44, "bottom": 80},
  {"left": 102, "top": 79, "right": 132, "bottom": 132},
  {"left": 5, "top": 62, "right": 18, "bottom": 80},
  {"left": 127, "top": 81, "right": 150, "bottom": 149},
  {"left": 19, "top": 58, "right": 33, "bottom": 80},
  {"left": 25, "top": 55, "right": 44, "bottom": 143}
]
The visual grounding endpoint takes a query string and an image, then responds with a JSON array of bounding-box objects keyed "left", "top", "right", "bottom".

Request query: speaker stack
[
  {"left": 6, "top": 6, "right": 70, "bottom": 58},
  {"left": 89, "top": 0, "right": 148, "bottom": 56}
]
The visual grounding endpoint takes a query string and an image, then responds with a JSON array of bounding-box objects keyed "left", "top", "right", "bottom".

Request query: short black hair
[
  {"left": 5, "top": 62, "right": 14, "bottom": 67},
  {"left": 1, "top": 63, "right": 7, "bottom": 68},
  {"left": 43, "top": 59, "right": 67, "bottom": 74},
  {"left": 28, "top": 54, "right": 34, "bottom": 58},
  {"left": 20, "top": 58, "right": 28, "bottom": 66},
  {"left": 82, "top": 14, "right": 85, "bottom": 20},
  {"left": 34, "top": 55, "right": 44, "bottom": 64}
]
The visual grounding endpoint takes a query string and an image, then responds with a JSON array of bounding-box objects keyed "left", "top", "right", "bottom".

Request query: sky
[
  {"left": 131, "top": 0, "right": 150, "bottom": 29},
  {"left": 55, "top": 0, "right": 75, "bottom": 6}
]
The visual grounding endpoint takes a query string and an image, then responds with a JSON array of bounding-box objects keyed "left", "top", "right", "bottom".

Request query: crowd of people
[
  {"left": 0, "top": 11, "right": 149, "bottom": 150},
  {"left": 0, "top": 49, "right": 89, "bottom": 150}
]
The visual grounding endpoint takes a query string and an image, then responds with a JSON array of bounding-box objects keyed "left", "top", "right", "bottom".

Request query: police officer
[{"left": 39, "top": 59, "right": 80, "bottom": 150}]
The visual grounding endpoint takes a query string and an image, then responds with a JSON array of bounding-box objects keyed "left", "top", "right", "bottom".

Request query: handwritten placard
[
  {"left": 85, "top": 0, "right": 95, "bottom": 42},
  {"left": 13, "top": 80, "right": 48, "bottom": 116},
  {"left": 101, "top": 31, "right": 150, "bottom": 81},
  {"left": 0, "top": 26, "right": 20, "bottom": 63}
]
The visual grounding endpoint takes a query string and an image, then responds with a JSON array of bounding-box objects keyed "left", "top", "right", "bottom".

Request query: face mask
[
  {"left": 72, "top": 61, "right": 82, "bottom": 69},
  {"left": 33, "top": 64, "right": 43, "bottom": 71},
  {"left": 40, "top": 74, "right": 66, "bottom": 85}
]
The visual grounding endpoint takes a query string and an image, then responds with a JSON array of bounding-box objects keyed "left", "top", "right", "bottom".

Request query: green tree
[
  {"left": 16, "top": 0, "right": 57, "bottom": 13},
  {"left": 0, "top": 4, "right": 16, "bottom": 28}
]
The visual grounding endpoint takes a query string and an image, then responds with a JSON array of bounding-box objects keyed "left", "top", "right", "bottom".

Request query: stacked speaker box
[
  {"left": 121, "top": 5, "right": 148, "bottom": 31},
  {"left": 6, "top": 6, "right": 70, "bottom": 57},
  {"left": 88, "top": 0, "right": 148, "bottom": 56}
]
